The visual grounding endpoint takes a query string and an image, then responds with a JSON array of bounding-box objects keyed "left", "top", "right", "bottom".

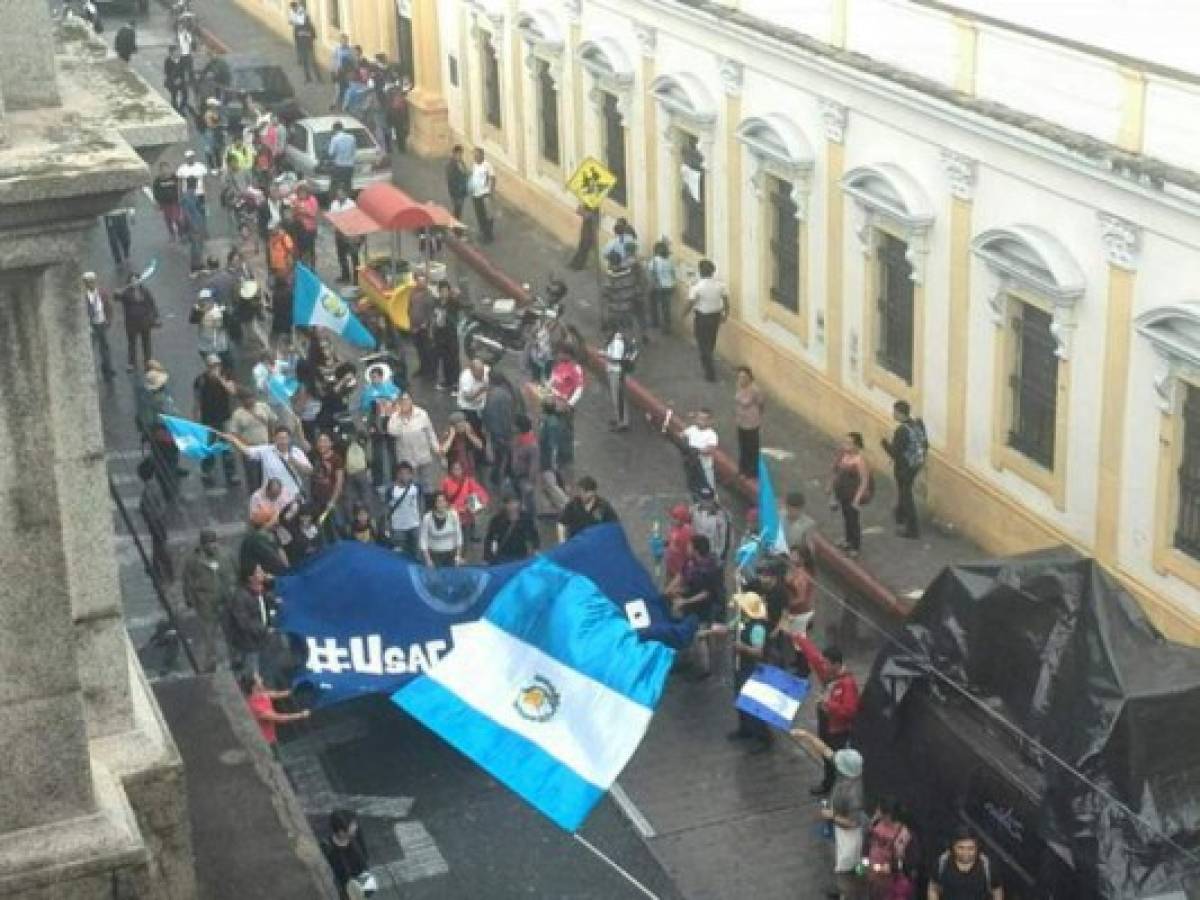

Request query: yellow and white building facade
[{"left": 238, "top": 0, "right": 1200, "bottom": 641}]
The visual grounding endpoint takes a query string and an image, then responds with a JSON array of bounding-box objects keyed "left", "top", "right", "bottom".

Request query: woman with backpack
[{"left": 828, "top": 431, "right": 872, "bottom": 557}]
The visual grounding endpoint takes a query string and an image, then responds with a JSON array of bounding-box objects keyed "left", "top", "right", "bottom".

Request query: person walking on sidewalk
[
  {"left": 881, "top": 400, "right": 927, "bottom": 540},
  {"left": 138, "top": 457, "right": 174, "bottom": 585},
  {"left": 829, "top": 432, "right": 871, "bottom": 557},
  {"left": 330, "top": 34, "right": 355, "bottom": 110},
  {"left": 647, "top": 239, "right": 677, "bottom": 334},
  {"left": 83, "top": 271, "right": 116, "bottom": 383},
  {"left": 733, "top": 365, "right": 764, "bottom": 479},
  {"left": 164, "top": 45, "right": 190, "bottom": 115},
  {"left": 288, "top": 2, "right": 321, "bottom": 83},
  {"left": 568, "top": 204, "right": 599, "bottom": 271},
  {"left": 602, "top": 325, "right": 630, "bottom": 432},
  {"left": 115, "top": 271, "right": 159, "bottom": 372},
  {"left": 103, "top": 207, "right": 134, "bottom": 270},
  {"left": 181, "top": 176, "right": 208, "bottom": 275},
  {"left": 684, "top": 259, "right": 729, "bottom": 382},
  {"left": 181, "top": 529, "right": 235, "bottom": 672},
  {"left": 114, "top": 19, "right": 137, "bottom": 63},
  {"left": 445, "top": 144, "right": 470, "bottom": 221},
  {"left": 151, "top": 161, "right": 183, "bottom": 243},
  {"left": 469, "top": 147, "right": 496, "bottom": 243},
  {"left": 793, "top": 636, "right": 860, "bottom": 796}
]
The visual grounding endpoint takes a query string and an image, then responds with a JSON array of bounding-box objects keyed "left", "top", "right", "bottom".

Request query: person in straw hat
[{"left": 728, "top": 591, "right": 772, "bottom": 754}]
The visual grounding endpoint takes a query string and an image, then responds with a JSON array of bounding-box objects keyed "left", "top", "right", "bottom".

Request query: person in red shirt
[
  {"left": 290, "top": 183, "right": 320, "bottom": 266},
  {"left": 793, "top": 635, "right": 860, "bottom": 796},
  {"left": 238, "top": 671, "right": 310, "bottom": 754},
  {"left": 663, "top": 504, "right": 693, "bottom": 582},
  {"left": 538, "top": 346, "right": 585, "bottom": 499}
]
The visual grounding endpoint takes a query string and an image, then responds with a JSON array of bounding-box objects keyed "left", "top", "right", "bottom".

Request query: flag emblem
[
  {"left": 321, "top": 291, "right": 350, "bottom": 319},
  {"left": 515, "top": 676, "right": 561, "bottom": 722}
]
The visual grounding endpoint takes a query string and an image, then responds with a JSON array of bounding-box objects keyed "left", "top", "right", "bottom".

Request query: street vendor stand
[{"left": 323, "top": 182, "right": 463, "bottom": 332}]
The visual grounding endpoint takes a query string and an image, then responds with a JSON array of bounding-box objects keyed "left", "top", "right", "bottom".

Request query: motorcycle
[{"left": 460, "top": 278, "right": 578, "bottom": 366}]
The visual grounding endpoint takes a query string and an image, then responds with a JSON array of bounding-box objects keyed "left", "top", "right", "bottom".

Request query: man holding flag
[{"left": 292, "top": 262, "right": 377, "bottom": 350}]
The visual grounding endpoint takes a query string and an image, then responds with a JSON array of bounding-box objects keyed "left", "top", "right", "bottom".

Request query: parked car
[
  {"left": 281, "top": 115, "right": 391, "bottom": 199},
  {"left": 198, "top": 55, "right": 305, "bottom": 126}
]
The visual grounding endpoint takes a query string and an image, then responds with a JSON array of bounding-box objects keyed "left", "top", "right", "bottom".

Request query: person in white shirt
[
  {"left": 176, "top": 150, "right": 209, "bottom": 212},
  {"left": 457, "top": 357, "right": 490, "bottom": 471},
  {"left": 419, "top": 492, "right": 463, "bottom": 567},
  {"left": 83, "top": 271, "right": 116, "bottom": 382},
  {"left": 387, "top": 394, "right": 443, "bottom": 492},
  {"left": 469, "top": 148, "right": 496, "bottom": 243},
  {"left": 222, "top": 425, "right": 313, "bottom": 503},
  {"left": 602, "top": 328, "right": 629, "bottom": 431},
  {"left": 684, "top": 258, "right": 730, "bottom": 382},
  {"left": 683, "top": 408, "right": 719, "bottom": 493},
  {"left": 383, "top": 461, "right": 425, "bottom": 557},
  {"left": 328, "top": 188, "right": 362, "bottom": 284}
]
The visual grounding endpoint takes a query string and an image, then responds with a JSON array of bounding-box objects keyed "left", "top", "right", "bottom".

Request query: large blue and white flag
[
  {"left": 278, "top": 524, "right": 694, "bottom": 708},
  {"left": 394, "top": 557, "right": 675, "bottom": 832},
  {"left": 736, "top": 664, "right": 808, "bottom": 731},
  {"left": 293, "top": 262, "right": 377, "bottom": 349},
  {"left": 160, "top": 414, "right": 230, "bottom": 460}
]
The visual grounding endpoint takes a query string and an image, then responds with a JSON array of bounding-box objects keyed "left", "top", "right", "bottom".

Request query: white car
[{"left": 282, "top": 115, "right": 391, "bottom": 199}]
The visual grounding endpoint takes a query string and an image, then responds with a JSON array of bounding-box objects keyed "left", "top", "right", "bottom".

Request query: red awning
[{"left": 324, "top": 183, "right": 465, "bottom": 235}]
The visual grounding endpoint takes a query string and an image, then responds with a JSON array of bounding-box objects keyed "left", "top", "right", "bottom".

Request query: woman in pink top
[{"left": 733, "top": 366, "right": 765, "bottom": 479}]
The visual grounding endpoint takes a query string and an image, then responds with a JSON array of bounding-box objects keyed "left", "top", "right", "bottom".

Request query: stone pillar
[
  {"left": 820, "top": 97, "right": 847, "bottom": 385},
  {"left": 0, "top": 264, "right": 96, "bottom": 833},
  {"left": 0, "top": 4, "right": 195, "bottom": 897},
  {"left": 720, "top": 59, "right": 743, "bottom": 322},
  {"left": 940, "top": 149, "right": 976, "bottom": 466},
  {"left": 408, "top": 0, "right": 451, "bottom": 156}
]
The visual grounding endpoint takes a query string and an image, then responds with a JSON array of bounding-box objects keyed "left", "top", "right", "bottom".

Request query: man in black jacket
[
  {"left": 483, "top": 495, "right": 540, "bottom": 564},
  {"left": 880, "top": 399, "right": 924, "bottom": 539},
  {"left": 114, "top": 20, "right": 137, "bottom": 63},
  {"left": 225, "top": 564, "right": 276, "bottom": 676}
]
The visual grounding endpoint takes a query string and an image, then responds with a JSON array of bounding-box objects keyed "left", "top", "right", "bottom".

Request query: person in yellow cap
[{"left": 728, "top": 591, "right": 772, "bottom": 753}]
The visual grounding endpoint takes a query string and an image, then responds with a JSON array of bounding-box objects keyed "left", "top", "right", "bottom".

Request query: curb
[{"left": 446, "top": 236, "right": 907, "bottom": 619}]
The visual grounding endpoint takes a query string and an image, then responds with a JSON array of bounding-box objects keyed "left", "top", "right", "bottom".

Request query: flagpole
[{"left": 571, "top": 833, "right": 661, "bottom": 900}]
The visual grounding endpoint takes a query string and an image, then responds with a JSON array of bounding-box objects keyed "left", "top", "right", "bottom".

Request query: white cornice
[{"left": 599, "top": 0, "right": 1200, "bottom": 225}]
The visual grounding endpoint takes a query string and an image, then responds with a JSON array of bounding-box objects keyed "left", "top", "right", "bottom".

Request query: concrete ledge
[{"left": 447, "top": 235, "right": 907, "bottom": 619}]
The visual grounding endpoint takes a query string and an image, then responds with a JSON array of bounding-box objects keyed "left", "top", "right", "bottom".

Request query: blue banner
[{"left": 277, "top": 524, "right": 696, "bottom": 707}]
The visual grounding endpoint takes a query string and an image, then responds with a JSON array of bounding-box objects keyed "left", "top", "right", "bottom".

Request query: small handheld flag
[
  {"left": 160, "top": 415, "right": 230, "bottom": 461},
  {"left": 266, "top": 372, "right": 299, "bottom": 406},
  {"left": 736, "top": 664, "right": 808, "bottom": 731},
  {"left": 292, "top": 262, "right": 377, "bottom": 349}
]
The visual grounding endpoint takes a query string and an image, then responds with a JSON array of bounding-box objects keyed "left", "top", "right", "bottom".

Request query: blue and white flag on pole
[
  {"left": 159, "top": 414, "right": 230, "bottom": 461},
  {"left": 735, "top": 455, "right": 787, "bottom": 569},
  {"left": 292, "top": 262, "right": 377, "bottom": 349},
  {"left": 394, "top": 557, "right": 675, "bottom": 832},
  {"left": 735, "top": 664, "right": 808, "bottom": 731}
]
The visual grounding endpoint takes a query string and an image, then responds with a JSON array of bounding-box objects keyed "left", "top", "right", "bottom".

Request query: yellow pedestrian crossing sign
[{"left": 566, "top": 157, "right": 618, "bottom": 209}]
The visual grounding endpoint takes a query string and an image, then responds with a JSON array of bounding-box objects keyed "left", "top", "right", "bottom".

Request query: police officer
[{"left": 728, "top": 591, "right": 771, "bottom": 754}]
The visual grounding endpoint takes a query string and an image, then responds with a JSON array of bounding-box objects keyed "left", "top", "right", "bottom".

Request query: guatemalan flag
[
  {"left": 292, "top": 262, "right": 377, "bottom": 349},
  {"left": 735, "top": 664, "right": 809, "bottom": 731},
  {"left": 735, "top": 454, "right": 788, "bottom": 569},
  {"left": 394, "top": 557, "right": 675, "bottom": 832},
  {"left": 160, "top": 414, "right": 230, "bottom": 461}
]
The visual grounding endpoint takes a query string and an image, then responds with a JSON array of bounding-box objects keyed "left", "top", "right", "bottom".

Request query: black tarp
[{"left": 858, "top": 548, "right": 1200, "bottom": 898}]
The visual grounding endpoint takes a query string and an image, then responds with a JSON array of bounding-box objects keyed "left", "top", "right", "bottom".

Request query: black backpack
[{"left": 902, "top": 419, "right": 929, "bottom": 472}]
